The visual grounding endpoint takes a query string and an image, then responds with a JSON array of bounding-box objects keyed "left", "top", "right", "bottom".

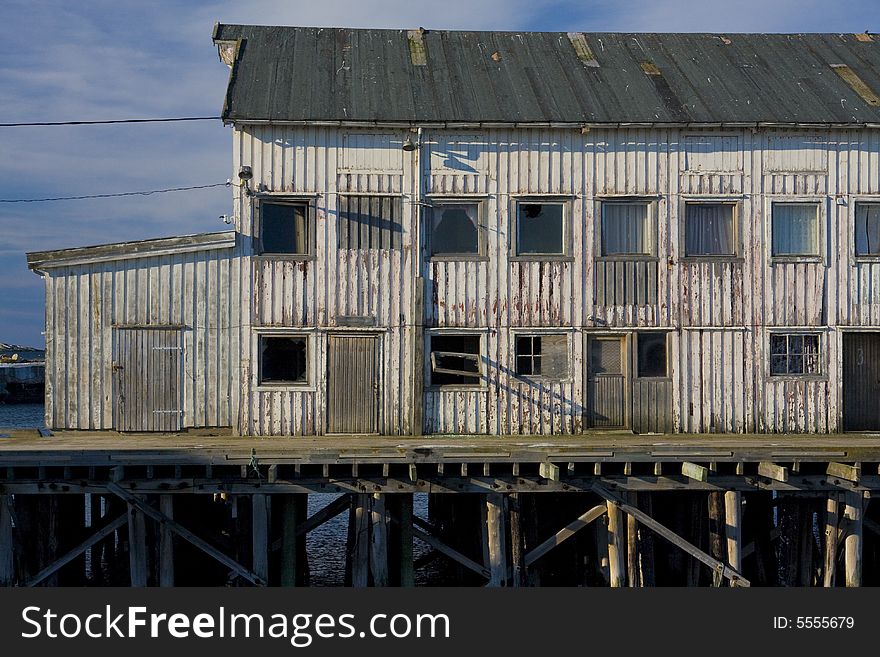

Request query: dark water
[{"left": 0, "top": 404, "right": 443, "bottom": 585}]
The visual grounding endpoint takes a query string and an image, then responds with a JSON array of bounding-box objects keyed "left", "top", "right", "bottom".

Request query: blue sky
[{"left": 1, "top": 0, "right": 879, "bottom": 346}]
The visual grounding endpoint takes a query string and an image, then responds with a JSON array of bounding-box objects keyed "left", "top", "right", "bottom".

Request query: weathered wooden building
[{"left": 28, "top": 27, "right": 880, "bottom": 436}]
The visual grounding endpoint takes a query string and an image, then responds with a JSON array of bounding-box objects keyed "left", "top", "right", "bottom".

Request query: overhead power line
[
  {"left": 0, "top": 116, "right": 220, "bottom": 127},
  {"left": 0, "top": 182, "right": 230, "bottom": 203}
]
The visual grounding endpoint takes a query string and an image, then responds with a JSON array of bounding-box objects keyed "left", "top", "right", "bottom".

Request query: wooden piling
[
  {"left": 485, "top": 493, "right": 508, "bottom": 587},
  {"left": 626, "top": 493, "right": 640, "bottom": 587},
  {"left": 823, "top": 494, "right": 840, "bottom": 587},
  {"left": 606, "top": 500, "right": 625, "bottom": 588},
  {"left": 127, "top": 497, "right": 148, "bottom": 587},
  {"left": 844, "top": 491, "right": 863, "bottom": 587},
  {"left": 158, "top": 495, "right": 174, "bottom": 587},
  {"left": 0, "top": 495, "right": 12, "bottom": 586},
  {"left": 251, "top": 494, "right": 269, "bottom": 585},
  {"left": 278, "top": 495, "right": 299, "bottom": 587},
  {"left": 724, "top": 491, "right": 742, "bottom": 580},
  {"left": 389, "top": 494, "right": 414, "bottom": 587},
  {"left": 350, "top": 494, "right": 370, "bottom": 587},
  {"left": 708, "top": 492, "right": 725, "bottom": 586},
  {"left": 639, "top": 494, "right": 656, "bottom": 587},
  {"left": 370, "top": 493, "right": 389, "bottom": 587},
  {"left": 509, "top": 493, "right": 526, "bottom": 587}
]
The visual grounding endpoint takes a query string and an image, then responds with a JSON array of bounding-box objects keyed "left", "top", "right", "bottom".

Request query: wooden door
[
  {"left": 586, "top": 335, "right": 627, "bottom": 428},
  {"left": 843, "top": 332, "right": 880, "bottom": 431},
  {"left": 113, "top": 327, "right": 182, "bottom": 432},
  {"left": 326, "top": 334, "right": 380, "bottom": 434}
]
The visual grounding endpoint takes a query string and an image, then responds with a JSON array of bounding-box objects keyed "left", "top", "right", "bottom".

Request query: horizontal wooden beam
[
  {"left": 24, "top": 514, "right": 128, "bottom": 587},
  {"left": 106, "top": 482, "right": 266, "bottom": 586},
  {"left": 827, "top": 462, "right": 861, "bottom": 483},
  {"left": 525, "top": 504, "right": 606, "bottom": 566},
  {"left": 681, "top": 462, "right": 708, "bottom": 482},
  {"left": 592, "top": 482, "right": 750, "bottom": 587},
  {"left": 758, "top": 462, "right": 789, "bottom": 482}
]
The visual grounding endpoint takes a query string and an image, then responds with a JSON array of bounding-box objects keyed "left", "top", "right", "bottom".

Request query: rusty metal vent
[
  {"left": 567, "top": 32, "right": 599, "bottom": 67},
  {"left": 830, "top": 63, "right": 880, "bottom": 107}
]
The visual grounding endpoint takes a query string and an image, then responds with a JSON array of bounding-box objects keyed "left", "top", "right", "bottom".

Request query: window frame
[
  {"left": 510, "top": 197, "right": 573, "bottom": 261},
  {"left": 680, "top": 198, "right": 742, "bottom": 260},
  {"left": 426, "top": 330, "right": 487, "bottom": 390},
  {"left": 255, "top": 332, "right": 315, "bottom": 390},
  {"left": 769, "top": 199, "right": 824, "bottom": 263},
  {"left": 597, "top": 199, "right": 658, "bottom": 261},
  {"left": 852, "top": 198, "right": 880, "bottom": 262},
  {"left": 634, "top": 331, "right": 671, "bottom": 380},
  {"left": 511, "top": 330, "right": 573, "bottom": 382},
  {"left": 255, "top": 197, "right": 316, "bottom": 260},
  {"left": 766, "top": 330, "right": 825, "bottom": 380},
  {"left": 424, "top": 197, "right": 488, "bottom": 261}
]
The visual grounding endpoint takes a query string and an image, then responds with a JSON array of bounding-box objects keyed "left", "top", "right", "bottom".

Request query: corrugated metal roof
[{"left": 212, "top": 25, "right": 880, "bottom": 126}]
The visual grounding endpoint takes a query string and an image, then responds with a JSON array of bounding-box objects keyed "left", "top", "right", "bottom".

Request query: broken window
[
  {"left": 771, "top": 203, "right": 820, "bottom": 257},
  {"left": 338, "top": 195, "right": 403, "bottom": 249},
  {"left": 429, "top": 334, "right": 482, "bottom": 386},
  {"left": 259, "top": 336, "right": 308, "bottom": 384},
  {"left": 685, "top": 203, "right": 736, "bottom": 256},
  {"left": 855, "top": 203, "right": 880, "bottom": 257},
  {"left": 260, "top": 202, "right": 311, "bottom": 255},
  {"left": 428, "top": 202, "right": 481, "bottom": 256},
  {"left": 636, "top": 333, "right": 667, "bottom": 378},
  {"left": 770, "top": 333, "right": 821, "bottom": 376},
  {"left": 515, "top": 334, "right": 569, "bottom": 378},
  {"left": 516, "top": 202, "right": 565, "bottom": 255},
  {"left": 601, "top": 202, "right": 651, "bottom": 255}
]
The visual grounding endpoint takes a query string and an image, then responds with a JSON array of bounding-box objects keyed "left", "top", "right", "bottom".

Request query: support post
[
  {"left": 509, "top": 494, "right": 526, "bottom": 586},
  {"left": 485, "top": 494, "right": 508, "bottom": 587},
  {"left": 708, "top": 492, "right": 725, "bottom": 587},
  {"left": 626, "top": 493, "right": 640, "bottom": 587},
  {"left": 724, "top": 491, "right": 742, "bottom": 580},
  {"left": 844, "top": 491, "right": 863, "bottom": 587},
  {"left": 370, "top": 494, "right": 389, "bottom": 587},
  {"left": 158, "top": 495, "right": 174, "bottom": 587},
  {"left": 394, "top": 494, "right": 415, "bottom": 587},
  {"left": 0, "top": 495, "right": 13, "bottom": 586},
  {"left": 823, "top": 494, "right": 840, "bottom": 587},
  {"left": 279, "top": 495, "right": 299, "bottom": 587},
  {"left": 127, "top": 498, "right": 148, "bottom": 587},
  {"left": 252, "top": 494, "right": 269, "bottom": 585},
  {"left": 606, "top": 500, "right": 625, "bottom": 588},
  {"left": 351, "top": 494, "right": 370, "bottom": 587}
]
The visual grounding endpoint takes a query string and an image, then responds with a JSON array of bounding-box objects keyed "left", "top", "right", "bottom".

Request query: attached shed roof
[
  {"left": 27, "top": 231, "right": 236, "bottom": 270},
  {"left": 213, "top": 25, "right": 880, "bottom": 127}
]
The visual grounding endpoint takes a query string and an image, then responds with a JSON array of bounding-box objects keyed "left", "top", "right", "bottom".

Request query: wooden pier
[{"left": 2, "top": 429, "right": 880, "bottom": 587}]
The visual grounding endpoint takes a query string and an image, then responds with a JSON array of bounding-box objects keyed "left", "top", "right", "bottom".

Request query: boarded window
[
  {"left": 259, "top": 336, "right": 308, "bottom": 384},
  {"left": 338, "top": 195, "right": 403, "bottom": 249},
  {"left": 515, "top": 334, "right": 569, "bottom": 378},
  {"left": 516, "top": 202, "right": 565, "bottom": 255},
  {"left": 855, "top": 203, "right": 880, "bottom": 257},
  {"left": 602, "top": 203, "right": 651, "bottom": 255},
  {"left": 429, "top": 203, "right": 480, "bottom": 256},
  {"left": 772, "top": 203, "right": 820, "bottom": 257},
  {"left": 636, "top": 333, "right": 667, "bottom": 378},
  {"left": 261, "top": 202, "right": 311, "bottom": 255},
  {"left": 430, "top": 334, "right": 482, "bottom": 386},
  {"left": 685, "top": 203, "right": 736, "bottom": 256},
  {"left": 770, "top": 334, "right": 821, "bottom": 376}
]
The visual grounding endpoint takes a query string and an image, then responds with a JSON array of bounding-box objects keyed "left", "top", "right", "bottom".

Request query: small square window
[
  {"left": 430, "top": 334, "right": 482, "bottom": 386},
  {"left": 260, "top": 202, "right": 311, "bottom": 255},
  {"left": 769, "top": 334, "right": 821, "bottom": 376},
  {"left": 429, "top": 203, "right": 481, "bottom": 256},
  {"left": 771, "top": 203, "right": 820, "bottom": 257},
  {"left": 515, "top": 334, "right": 569, "bottom": 379},
  {"left": 516, "top": 202, "right": 565, "bottom": 255},
  {"left": 855, "top": 203, "right": 880, "bottom": 257},
  {"left": 685, "top": 203, "right": 736, "bottom": 256},
  {"left": 602, "top": 203, "right": 651, "bottom": 255},
  {"left": 636, "top": 333, "right": 667, "bottom": 378},
  {"left": 259, "top": 336, "right": 308, "bottom": 384}
]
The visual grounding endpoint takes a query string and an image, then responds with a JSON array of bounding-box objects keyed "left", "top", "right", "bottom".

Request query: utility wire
[
  {"left": 0, "top": 116, "right": 220, "bottom": 127},
  {"left": 0, "top": 182, "right": 230, "bottom": 203}
]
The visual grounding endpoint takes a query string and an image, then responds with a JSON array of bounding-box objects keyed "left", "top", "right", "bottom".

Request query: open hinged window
[{"left": 429, "top": 334, "right": 483, "bottom": 386}]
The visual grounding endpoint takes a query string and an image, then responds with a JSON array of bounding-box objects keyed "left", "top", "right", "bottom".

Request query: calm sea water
[{"left": 0, "top": 403, "right": 440, "bottom": 585}]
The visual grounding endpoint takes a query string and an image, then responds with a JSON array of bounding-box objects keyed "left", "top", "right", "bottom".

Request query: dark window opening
[
  {"left": 637, "top": 333, "right": 667, "bottom": 378},
  {"left": 430, "top": 334, "right": 481, "bottom": 386},
  {"left": 685, "top": 203, "right": 736, "bottom": 256},
  {"left": 516, "top": 202, "right": 565, "bottom": 255},
  {"left": 261, "top": 203, "right": 310, "bottom": 255},
  {"left": 770, "top": 334, "right": 820, "bottom": 376},
  {"left": 855, "top": 203, "right": 880, "bottom": 257},
  {"left": 515, "top": 334, "right": 568, "bottom": 378},
  {"left": 259, "top": 336, "right": 307, "bottom": 384},
  {"left": 429, "top": 203, "right": 480, "bottom": 255}
]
